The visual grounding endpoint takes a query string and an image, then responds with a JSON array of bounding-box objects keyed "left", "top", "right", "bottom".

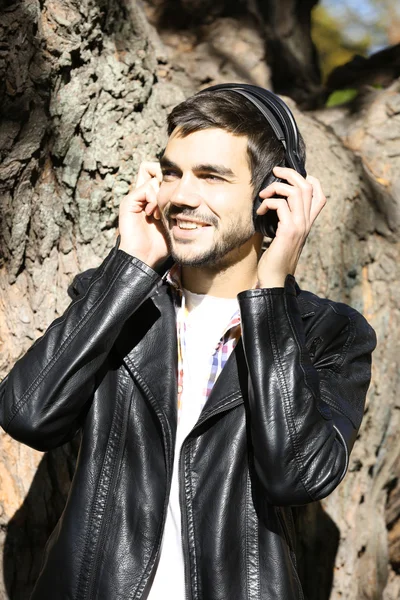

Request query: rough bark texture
[
  {"left": 0, "top": 0, "right": 399, "bottom": 599},
  {"left": 310, "top": 85, "right": 400, "bottom": 599},
  {"left": 143, "top": 0, "right": 271, "bottom": 96},
  {"left": 0, "top": 0, "right": 184, "bottom": 597},
  {"left": 144, "top": 0, "right": 323, "bottom": 107}
]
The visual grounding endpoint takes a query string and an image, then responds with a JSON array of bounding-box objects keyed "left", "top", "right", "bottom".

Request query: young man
[{"left": 0, "top": 88, "right": 376, "bottom": 599}]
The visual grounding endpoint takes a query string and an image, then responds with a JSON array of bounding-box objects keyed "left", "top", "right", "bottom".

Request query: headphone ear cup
[{"left": 253, "top": 173, "right": 284, "bottom": 238}]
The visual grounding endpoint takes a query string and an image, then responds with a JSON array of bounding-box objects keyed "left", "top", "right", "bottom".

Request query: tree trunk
[
  {"left": 248, "top": 0, "right": 325, "bottom": 108},
  {"left": 0, "top": 1, "right": 399, "bottom": 599},
  {"left": 0, "top": 0, "right": 183, "bottom": 597}
]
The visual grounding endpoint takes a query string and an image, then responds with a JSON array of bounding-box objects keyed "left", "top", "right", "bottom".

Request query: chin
[
  {"left": 171, "top": 251, "right": 208, "bottom": 267},
  {"left": 171, "top": 249, "right": 231, "bottom": 270},
  {"left": 169, "top": 240, "right": 208, "bottom": 265},
  {"left": 167, "top": 227, "right": 255, "bottom": 268}
]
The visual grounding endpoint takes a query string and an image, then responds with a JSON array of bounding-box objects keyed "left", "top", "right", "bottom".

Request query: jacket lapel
[
  {"left": 198, "top": 339, "right": 246, "bottom": 421},
  {"left": 114, "top": 279, "right": 247, "bottom": 438},
  {"left": 114, "top": 282, "right": 178, "bottom": 440}
]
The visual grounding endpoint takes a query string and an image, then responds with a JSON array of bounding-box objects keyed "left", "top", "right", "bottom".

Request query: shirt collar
[{"left": 164, "top": 263, "right": 183, "bottom": 293}]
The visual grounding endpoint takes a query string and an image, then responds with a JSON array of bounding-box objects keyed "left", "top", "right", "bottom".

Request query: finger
[
  {"left": 256, "top": 197, "right": 309, "bottom": 238},
  {"left": 306, "top": 175, "right": 327, "bottom": 223},
  {"left": 149, "top": 177, "right": 160, "bottom": 193},
  {"left": 137, "top": 161, "right": 162, "bottom": 185},
  {"left": 144, "top": 186, "right": 158, "bottom": 215},
  {"left": 272, "top": 167, "right": 313, "bottom": 206},
  {"left": 121, "top": 180, "right": 158, "bottom": 214},
  {"left": 256, "top": 196, "right": 292, "bottom": 222},
  {"left": 272, "top": 166, "right": 313, "bottom": 224},
  {"left": 272, "top": 166, "right": 313, "bottom": 193},
  {"left": 259, "top": 182, "right": 296, "bottom": 198},
  {"left": 259, "top": 182, "right": 305, "bottom": 224},
  {"left": 136, "top": 161, "right": 163, "bottom": 189}
]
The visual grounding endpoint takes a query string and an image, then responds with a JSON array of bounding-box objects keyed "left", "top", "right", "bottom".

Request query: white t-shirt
[{"left": 146, "top": 288, "right": 239, "bottom": 599}]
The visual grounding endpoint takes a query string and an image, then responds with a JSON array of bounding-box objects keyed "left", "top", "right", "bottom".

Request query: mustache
[{"left": 164, "top": 206, "right": 218, "bottom": 227}]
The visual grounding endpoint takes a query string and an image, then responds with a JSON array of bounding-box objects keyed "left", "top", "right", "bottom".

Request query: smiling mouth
[{"left": 174, "top": 218, "right": 210, "bottom": 230}]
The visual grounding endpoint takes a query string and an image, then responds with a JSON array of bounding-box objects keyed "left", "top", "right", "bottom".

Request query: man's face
[{"left": 157, "top": 127, "right": 257, "bottom": 269}]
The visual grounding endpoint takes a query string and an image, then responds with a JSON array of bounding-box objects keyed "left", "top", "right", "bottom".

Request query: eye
[
  {"left": 162, "top": 169, "right": 180, "bottom": 181},
  {"left": 202, "top": 174, "right": 224, "bottom": 182}
]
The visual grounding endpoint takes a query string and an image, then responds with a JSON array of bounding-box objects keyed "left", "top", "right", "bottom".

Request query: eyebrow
[{"left": 160, "top": 155, "right": 236, "bottom": 179}]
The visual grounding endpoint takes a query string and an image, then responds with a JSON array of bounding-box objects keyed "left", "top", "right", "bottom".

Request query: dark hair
[{"left": 167, "top": 90, "right": 306, "bottom": 195}]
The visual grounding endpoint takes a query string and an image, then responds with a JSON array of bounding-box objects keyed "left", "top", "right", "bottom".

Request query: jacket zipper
[
  {"left": 84, "top": 357, "right": 175, "bottom": 600},
  {"left": 125, "top": 359, "right": 175, "bottom": 600},
  {"left": 180, "top": 443, "right": 191, "bottom": 600},
  {"left": 179, "top": 395, "right": 243, "bottom": 600},
  {"left": 133, "top": 441, "right": 175, "bottom": 599}
]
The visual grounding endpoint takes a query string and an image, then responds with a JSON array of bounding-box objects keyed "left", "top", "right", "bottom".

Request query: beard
[{"left": 162, "top": 206, "right": 255, "bottom": 269}]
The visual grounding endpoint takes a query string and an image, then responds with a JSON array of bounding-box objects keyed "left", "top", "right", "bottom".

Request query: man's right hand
[{"left": 118, "top": 162, "right": 170, "bottom": 270}]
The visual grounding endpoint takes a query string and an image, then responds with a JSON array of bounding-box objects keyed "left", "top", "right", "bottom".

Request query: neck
[{"left": 181, "top": 235, "right": 263, "bottom": 298}]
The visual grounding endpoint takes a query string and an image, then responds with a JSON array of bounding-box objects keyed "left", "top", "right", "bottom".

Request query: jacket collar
[
  {"left": 114, "top": 275, "right": 246, "bottom": 444},
  {"left": 114, "top": 281, "right": 179, "bottom": 445}
]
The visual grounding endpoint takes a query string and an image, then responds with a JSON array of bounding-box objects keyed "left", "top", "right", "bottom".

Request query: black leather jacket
[{"left": 0, "top": 241, "right": 376, "bottom": 600}]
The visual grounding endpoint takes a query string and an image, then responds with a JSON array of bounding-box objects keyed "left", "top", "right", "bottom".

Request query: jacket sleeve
[
  {"left": 0, "top": 241, "right": 161, "bottom": 452},
  {"left": 237, "top": 275, "right": 376, "bottom": 507}
]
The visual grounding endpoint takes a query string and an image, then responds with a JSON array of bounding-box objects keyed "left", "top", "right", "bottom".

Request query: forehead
[{"left": 165, "top": 127, "right": 249, "bottom": 172}]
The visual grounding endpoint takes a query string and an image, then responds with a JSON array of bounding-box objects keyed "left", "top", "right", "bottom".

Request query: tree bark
[
  {"left": 144, "top": 0, "right": 324, "bottom": 107},
  {"left": 0, "top": 0, "right": 183, "bottom": 597},
  {"left": 0, "top": 1, "right": 399, "bottom": 599},
  {"left": 248, "top": 0, "right": 324, "bottom": 108}
]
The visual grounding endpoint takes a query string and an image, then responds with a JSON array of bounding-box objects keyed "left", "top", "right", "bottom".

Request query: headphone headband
[
  {"left": 196, "top": 83, "right": 306, "bottom": 177},
  {"left": 194, "top": 83, "right": 307, "bottom": 237}
]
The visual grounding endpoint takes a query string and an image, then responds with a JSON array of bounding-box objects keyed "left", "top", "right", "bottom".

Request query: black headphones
[{"left": 196, "top": 83, "right": 307, "bottom": 238}]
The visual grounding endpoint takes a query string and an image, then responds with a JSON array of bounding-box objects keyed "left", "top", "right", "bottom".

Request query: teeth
[{"left": 177, "top": 220, "right": 201, "bottom": 230}]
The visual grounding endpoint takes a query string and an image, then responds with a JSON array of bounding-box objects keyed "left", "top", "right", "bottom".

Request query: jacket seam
[
  {"left": 123, "top": 355, "right": 172, "bottom": 467},
  {"left": 245, "top": 476, "right": 249, "bottom": 600},
  {"left": 284, "top": 295, "right": 319, "bottom": 403},
  {"left": 245, "top": 471, "right": 261, "bottom": 600},
  {"left": 75, "top": 373, "right": 130, "bottom": 600},
  {"left": 332, "top": 424, "right": 349, "bottom": 481},
  {"left": 283, "top": 293, "right": 352, "bottom": 497},
  {"left": 88, "top": 382, "right": 133, "bottom": 600},
  {"left": 317, "top": 373, "right": 359, "bottom": 427},
  {"left": 128, "top": 366, "right": 175, "bottom": 599},
  {"left": 51, "top": 254, "right": 158, "bottom": 339},
  {"left": 266, "top": 293, "right": 314, "bottom": 502},
  {"left": 198, "top": 391, "right": 242, "bottom": 421},
  {"left": 5, "top": 258, "right": 130, "bottom": 430},
  {"left": 122, "top": 364, "right": 174, "bottom": 600},
  {"left": 328, "top": 313, "right": 356, "bottom": 372},
  {"left": 282, "top": 292, "right": 332, "bottom": 500},
  {"left": 122, "top": 349, "right": 176, "bottom": 594},
  {"left": 276, "top": 508, "right": 304, "bottom": 600},
  {"left": 185, "top": 441, "right": 200, "bottom": 600},
  {"left": 297, "top": 299, "right": 356, "bottom": 372},
  {"left": 53, "top": 245, "right": 123, "bottom": 330},
  {"left": 132, "top": 513, "right": 168, "bottom": 599}
]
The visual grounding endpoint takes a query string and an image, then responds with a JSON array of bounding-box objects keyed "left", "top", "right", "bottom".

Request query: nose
[{"left": 168, "top": 173, "right": 202, "bottom": 209}]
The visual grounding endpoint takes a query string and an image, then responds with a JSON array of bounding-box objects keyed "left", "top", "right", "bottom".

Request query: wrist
[
  {"left": 258, "top": 276, "right": 286, "bottom": 288},
  {"left": 257, "top": 269, "right": 288, "bottom": 289},
  {"left": 118, "top": 245, "right": 160, "bottom": 270}
]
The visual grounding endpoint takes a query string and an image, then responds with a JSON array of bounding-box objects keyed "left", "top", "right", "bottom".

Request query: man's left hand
[{"left": 256, "top": 166, "right": 326, "bottom": 288}]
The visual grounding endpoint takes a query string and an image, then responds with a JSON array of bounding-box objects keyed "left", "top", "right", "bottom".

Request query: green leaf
[{"left": 326, "top": 89, "right": 359, "bottom": 107}]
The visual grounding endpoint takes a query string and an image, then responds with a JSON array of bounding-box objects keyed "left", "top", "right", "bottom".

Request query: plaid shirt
[{"left": 165, "top": 264, "right": 242, "bottom": 422}]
